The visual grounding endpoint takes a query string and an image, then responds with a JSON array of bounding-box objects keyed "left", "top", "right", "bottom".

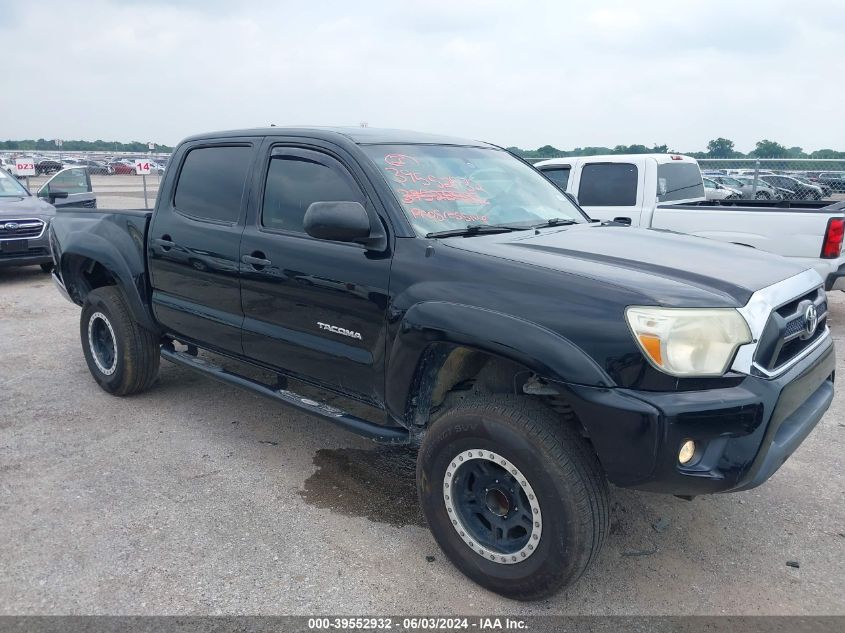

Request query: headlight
[{"left": 625, "top": 307, "right": 751, "bottom": 377}]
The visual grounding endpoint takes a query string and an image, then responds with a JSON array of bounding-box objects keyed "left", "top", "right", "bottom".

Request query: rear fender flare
[{"left": 58, "top": 231, "right": 158, "bottom": 332}]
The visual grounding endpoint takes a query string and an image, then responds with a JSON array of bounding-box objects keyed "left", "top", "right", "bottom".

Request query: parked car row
[
  {"left": 701, "top": 169, "right": 840, "bottom": 201},
  {"left": 0, "top": 154, "right": 170, "bottom": 178}
]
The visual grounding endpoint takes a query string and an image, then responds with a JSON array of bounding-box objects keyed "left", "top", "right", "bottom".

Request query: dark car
[
  {"left": 759, "top": 174, "right": 824, "bottom": 200},
  {"left": 49, "top": 127, "right": 836, "bottom": 601},
  {"left": 35, "top": 158, "right": 63, "bottom": 175},
  {"left": 817, "top": 171, "right": 845, "bottom": 193},
  {"left": 77, "top": 159, "right": 114, "bottom": 175}
]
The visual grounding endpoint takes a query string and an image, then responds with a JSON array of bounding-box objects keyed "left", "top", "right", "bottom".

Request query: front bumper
[
  {"left": 0, "top": 244, "right": 51, "bottom": 268},
  {"left": 559, "top": 336, "right": 836, "bottom": 495}
]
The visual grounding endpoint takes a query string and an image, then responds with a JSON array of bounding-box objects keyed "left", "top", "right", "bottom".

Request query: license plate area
[{"left": 0, "top": 240, "right": 28, "bottom": 253}]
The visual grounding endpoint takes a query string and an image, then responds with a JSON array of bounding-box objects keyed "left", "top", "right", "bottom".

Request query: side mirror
[
  {"left": 37, "top": 188, "right": 68, "bottom": 202},
  {"left": 304, "top": 201, "right": 375, "bottom": 244}
]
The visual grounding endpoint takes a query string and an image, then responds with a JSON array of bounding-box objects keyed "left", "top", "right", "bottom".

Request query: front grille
[
  {"left": 754, "top": 286, "right": 828, "bottom": 373},
  {"left": 0, "top": 218, "right": 45, "bottom": 240}
]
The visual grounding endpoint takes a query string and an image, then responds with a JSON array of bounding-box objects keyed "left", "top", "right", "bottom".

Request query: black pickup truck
[{"left": 49, "top": 127, "right": 836, "bottom": 600}]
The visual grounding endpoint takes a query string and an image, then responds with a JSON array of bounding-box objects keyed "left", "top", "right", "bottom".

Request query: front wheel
[
  {"left": 417, "top": 395, "right": 609, "bottom": 600},
  {"left": 80, "top": 286, "right": 160, "bottom": 396}
]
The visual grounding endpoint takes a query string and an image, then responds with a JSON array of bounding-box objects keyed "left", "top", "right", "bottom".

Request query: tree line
[
  {"left": 0, "top": 139, "right": 175, "bottom": 153},
  {"left": 2, "top": 137, "right": 842, "bottom": 161},
  {"left": 507, "top": 138, "right": 845, "bottom": 160}
]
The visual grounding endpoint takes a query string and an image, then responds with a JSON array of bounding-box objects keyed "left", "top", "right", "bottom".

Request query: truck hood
[
  {"left": 441, "top": 223, "right": 812, "bottom": 307},
  {"left": 0, "top": 195, "right": 55, "bottom": 219}
]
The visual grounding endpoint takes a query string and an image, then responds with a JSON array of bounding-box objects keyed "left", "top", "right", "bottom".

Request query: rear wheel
[
  {"left": 80, "top": 286, "right": 160, "bottom": 396},
  {"left": 417, "top": 394, "right": 609, "bottom": 600}
]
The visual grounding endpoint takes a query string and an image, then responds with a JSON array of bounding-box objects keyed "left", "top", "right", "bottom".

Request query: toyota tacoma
[{"left": 48, "top": 128, "right": 836, "bottom": 600}]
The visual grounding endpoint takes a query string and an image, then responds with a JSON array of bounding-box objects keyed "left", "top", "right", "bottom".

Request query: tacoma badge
[{"left": 317, "top": 321, "right": 363, "bottom": 340}]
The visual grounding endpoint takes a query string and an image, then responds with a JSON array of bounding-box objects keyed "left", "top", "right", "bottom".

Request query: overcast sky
[{"left": 2, "top": 0, "right": 843, "bottom": 152}]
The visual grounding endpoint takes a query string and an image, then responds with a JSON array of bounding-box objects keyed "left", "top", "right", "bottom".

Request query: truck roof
[
  {"left": 537, "top": 154, "right": 698, "bottom": 166},
  {"left": 180, "top": 126, "right": 493, "bottom": 148}
]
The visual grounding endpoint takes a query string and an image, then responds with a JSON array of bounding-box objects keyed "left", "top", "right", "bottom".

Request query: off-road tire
[
  {"left": 80, "top": 286, "right": 159, "bottom": 396},
  {"left": 417, "top": 394, "right": 609, "bottom": 600}
]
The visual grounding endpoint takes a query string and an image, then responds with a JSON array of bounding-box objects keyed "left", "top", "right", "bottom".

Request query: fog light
[{"left": 678, "top": 440, "right": 696, "bottom": 465}]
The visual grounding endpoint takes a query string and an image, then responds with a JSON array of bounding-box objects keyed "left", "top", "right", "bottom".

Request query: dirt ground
[{"left": 0, "top": 217, "right": 843, "bottom": 614}]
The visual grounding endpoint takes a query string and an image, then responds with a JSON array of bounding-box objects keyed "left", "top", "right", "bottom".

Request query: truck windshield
[
  {"left": 0, "top": 170, "right": 29, "bottom": 197},
  {"left": 362, "top": 144, "right": 587, "bottom": 236},
  {"left": 657, "top": 163, "right": 705, "bottom": 202}
]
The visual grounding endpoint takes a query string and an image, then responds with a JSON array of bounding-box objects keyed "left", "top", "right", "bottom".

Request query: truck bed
[{"left": 50, "top": 208, "right": 154, "bottom": 314}]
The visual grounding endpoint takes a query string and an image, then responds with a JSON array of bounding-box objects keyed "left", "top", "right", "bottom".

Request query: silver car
[
  {"left": 0, "top": 167, "right": 96, "bottom": 271},
  {"left": 713, "top": 175, "right": 781, "bottom": 200}
]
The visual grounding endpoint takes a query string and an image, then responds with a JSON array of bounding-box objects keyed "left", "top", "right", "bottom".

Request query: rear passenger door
[
  {"left": 238, "top": 141, "right": 392, "bottom": 403},
  {"left": 148, "top": 140, "right": 258, "bottom": 355},
  {"left": 571, "top": 161, "right": 644, "bottom": 226}
]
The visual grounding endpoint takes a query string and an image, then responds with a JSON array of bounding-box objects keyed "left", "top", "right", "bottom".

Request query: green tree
[
  {"left": 706, "top": 137, "right": 736, "bottom": 158},
  {"left": 810, "top": 148, "right": 845, "bottom": 159},
  {"left": 751, "top": 139, "right": 788, "bottom": 158}
]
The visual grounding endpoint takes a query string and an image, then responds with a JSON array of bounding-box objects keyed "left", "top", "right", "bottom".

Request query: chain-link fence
[
  {"left": 0, "top": 150, "right": 172, "bottom": 209},
  {"left": 697, "top": 158, "right": 845, "bottom": 202}
]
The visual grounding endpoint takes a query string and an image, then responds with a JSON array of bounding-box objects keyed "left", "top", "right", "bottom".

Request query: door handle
[
  {"left": 154, "top": 236, "right": 175, "bottom": 250},
  {"left": 242, "top": 253, "right": 271, "bottom": 268},
  {"left": 612, "top": 217, "right": 632, "bottom": 226}
]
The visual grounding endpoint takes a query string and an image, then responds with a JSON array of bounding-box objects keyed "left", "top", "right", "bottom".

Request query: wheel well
[
  {"left": 61, "top": 255, "right": 117, "bottom": 304},
  {"left": 408, "top": 344, "right": 584, "bottom": 436}
]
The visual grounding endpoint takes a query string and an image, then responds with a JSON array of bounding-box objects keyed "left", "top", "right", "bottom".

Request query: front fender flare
[{"left": 385, "top": 301, "right": 613, "bottom": 422}]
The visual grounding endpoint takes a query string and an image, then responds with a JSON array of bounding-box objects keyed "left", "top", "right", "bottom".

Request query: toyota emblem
[{"left": 802, "top": 304, "right": 818, "bottom": 340}]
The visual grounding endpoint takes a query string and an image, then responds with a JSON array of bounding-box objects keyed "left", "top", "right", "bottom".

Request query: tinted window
[
  {"left": 43, "top": 168, "right": 91, "bottom": 194},
  {"left": 657, "top": 163, "right": 705, "bottom": 201},
  {"left": 262, "top": 151, "right": 364, "bottom": 233},
  {"left": 542, "top": 167, "right": 570, "bottom": 190},
  {"left": 174, "top": 146, "right": 252, "bottom": 222},
  {"left": 578, "top": 163, "right": 637, "bottom": 206}
]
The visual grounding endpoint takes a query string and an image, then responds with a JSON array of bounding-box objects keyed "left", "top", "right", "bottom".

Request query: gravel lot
[{"left": 0, "top": 198, "right": 843, "bottom": 614}]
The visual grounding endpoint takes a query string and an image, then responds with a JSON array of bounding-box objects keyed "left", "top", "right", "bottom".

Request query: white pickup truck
[{"left": 535, "top": 154, "right": 845, "bottom": 291}]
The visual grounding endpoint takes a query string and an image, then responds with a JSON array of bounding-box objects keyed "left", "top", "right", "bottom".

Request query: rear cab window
[
  {"left": 657, "top": 162, "right": 705, "bottom": 202},
  {"left": 174, "top": 146, "right": 252, "bottom": 223}
]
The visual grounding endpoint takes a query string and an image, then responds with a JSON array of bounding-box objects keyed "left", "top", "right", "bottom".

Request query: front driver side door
[
  {"left": 37, "top": 168, "right": 96, "bottom": 208},
  {"left": 239, "top": 143, "right": 392, "bottom": 404}
]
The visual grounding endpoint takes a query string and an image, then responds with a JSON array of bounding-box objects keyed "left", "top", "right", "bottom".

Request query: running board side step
[{"left": 160, "top": 347, "right": 410, "bottom": 444}]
